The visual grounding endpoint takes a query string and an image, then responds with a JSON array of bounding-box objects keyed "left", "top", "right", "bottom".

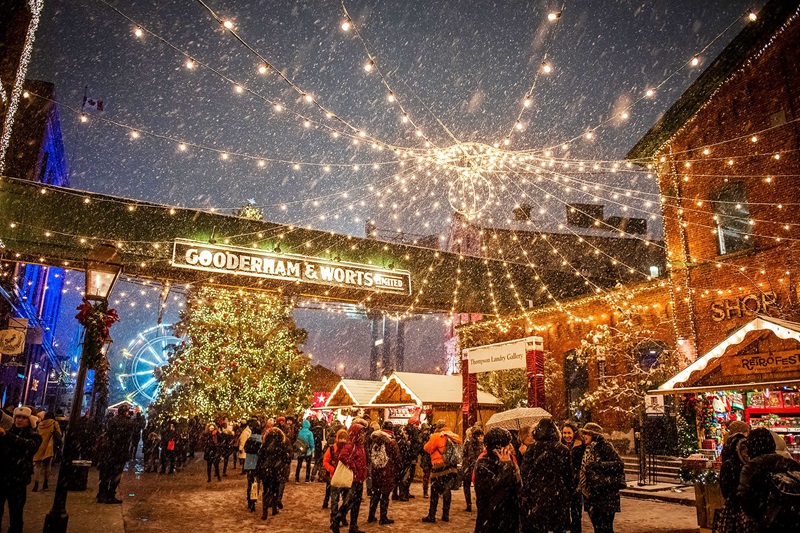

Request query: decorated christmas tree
[{"left": 153, "top": 286, "right": 310, "bottom": 419}]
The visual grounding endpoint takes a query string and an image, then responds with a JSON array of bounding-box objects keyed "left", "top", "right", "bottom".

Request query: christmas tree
[{"left": 153, "top": 286, "right": 310, "bottom": 419}]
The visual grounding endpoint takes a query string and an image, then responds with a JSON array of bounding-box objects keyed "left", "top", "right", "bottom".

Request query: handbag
[{"left": 330, "top": 460, "right": 354, "bottom": 488}]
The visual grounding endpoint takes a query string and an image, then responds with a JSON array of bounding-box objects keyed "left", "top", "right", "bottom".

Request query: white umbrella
[{"left": 485, "top": 407, "right": 552, "bottom": 431}]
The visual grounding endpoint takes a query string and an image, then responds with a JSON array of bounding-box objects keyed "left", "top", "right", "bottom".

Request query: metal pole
[{"left": 42, "top": 330, "right": 90, "bottom": 533}]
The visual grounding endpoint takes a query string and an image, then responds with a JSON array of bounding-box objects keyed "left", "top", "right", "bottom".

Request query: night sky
[{"left": 28, "top": 0, "right": 758, "bottom": 399}]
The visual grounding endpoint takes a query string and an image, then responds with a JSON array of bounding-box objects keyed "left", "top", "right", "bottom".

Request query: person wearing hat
[
  {"left": 473, "top": 427, "right": 521, "bottom": 533},
  {"left": 204, "top": 423, "right": 222, "bottom": 482},
  {"left": 578, "top": 423, "right": 624, "bottom": 533},
  {"left": 97, "top": 404, "right": 136, "bottom": 503},
  {"left": 737, "top": 427, "right": 800, "bottom": 529},
  {"left": 0, "top": 406, "right": 42, "bottom": 532},
  {"left": 421, "top": 419, "right": 462, "bottom": 523},
  {"left": 520, "top": 418, "right": 574, "bottom": 533},
  {"left": 713, "top": 421, "right": 752, "bottom": 532}
]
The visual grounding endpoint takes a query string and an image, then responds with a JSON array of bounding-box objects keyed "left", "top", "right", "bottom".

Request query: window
[
  {"left": 712, "top": 182, "right": 752, "bottom": 255},
  {"left": 564, "top": 350, "right": 590, "bottom": 422}
]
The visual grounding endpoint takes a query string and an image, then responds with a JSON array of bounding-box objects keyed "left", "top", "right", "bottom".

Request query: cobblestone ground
[{"left": 119, "top": 456, "right": 699, "bottom": 533}]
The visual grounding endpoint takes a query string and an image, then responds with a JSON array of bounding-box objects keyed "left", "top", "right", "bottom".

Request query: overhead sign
[
  {"left": 0, "top": 329, "right": 26, "bottom": 355},
  {"left": 171, "top": 239, "right": 411, "bottom": 295},
  {"left": 464, "top": 336, "right": 543, "bottom": 374},
  {"left": 722, "top": 349, "right": 800, "bottom": 376}
]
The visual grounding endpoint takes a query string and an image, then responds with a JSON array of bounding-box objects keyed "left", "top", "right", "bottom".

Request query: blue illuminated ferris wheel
[{"left": 117, "top": 324, "right": 182, "bottom": 406}]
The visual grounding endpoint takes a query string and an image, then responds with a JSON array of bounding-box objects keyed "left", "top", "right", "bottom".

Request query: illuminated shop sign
[
  {"left": 710, "top": 291, "right": 778, "bottom": 322},
  {"left": 171, "top": 239, "right": 411, "bottom": 295}
]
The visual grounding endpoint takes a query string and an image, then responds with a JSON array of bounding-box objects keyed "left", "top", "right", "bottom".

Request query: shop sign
[
  {"left": 722, "top": 349, "right": 800, "bottom": 375},
  {"left": 711, "top": 292, "right": 778, "bottom": 322},
  {"left": 464, "top": 336, "right": 543, "bottom": 374},
  {"left": 0, "top": 318, "right": 28, "bottom": 355},
  {"left": 172, "top": 239, "right": 411, "bottom": 295}
]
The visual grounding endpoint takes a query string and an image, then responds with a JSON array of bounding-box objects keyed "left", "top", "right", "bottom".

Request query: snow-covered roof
[
  {"left": 657, "top": 315, "right": 800, "bottom": 392},
  {"left": 325, "top": 379, "right": 384, "bottom": 407},
  {"left": 370, "top": 371, "right": 501, "bottom": 406}
]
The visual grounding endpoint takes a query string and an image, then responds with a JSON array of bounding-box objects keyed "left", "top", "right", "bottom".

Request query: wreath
[{"left": 75, "top": 298, "right": 119, "bottom": 369}]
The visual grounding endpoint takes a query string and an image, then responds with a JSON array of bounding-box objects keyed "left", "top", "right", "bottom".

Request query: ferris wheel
[{"left": 117, "top": 324, "right": 182, "bottom": 407}]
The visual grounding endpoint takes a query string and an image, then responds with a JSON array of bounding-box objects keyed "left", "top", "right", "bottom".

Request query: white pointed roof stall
[
  {"left": 653, "top": 315, "right": 800, "bottom": 394},
  {"left": 324, "top": 379, "right": 384, "bottom": 408},
  {"left": 369, "top": 372, "right": 501, "bottom": 407}
]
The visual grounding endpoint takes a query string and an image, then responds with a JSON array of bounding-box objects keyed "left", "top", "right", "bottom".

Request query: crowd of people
[{"left": 5, "top": 399, "right": 799, "bottom": 533}]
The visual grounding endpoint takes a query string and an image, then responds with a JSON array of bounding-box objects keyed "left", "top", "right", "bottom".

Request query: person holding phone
[{"left": 473, "top": 427, "right": 521, "bottom": 533}]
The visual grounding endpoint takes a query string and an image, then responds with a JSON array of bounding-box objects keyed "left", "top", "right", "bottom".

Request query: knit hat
[
  {"left": 484, "top": 427, "right": 512, "bottom": 451},
  {"left": 336, "top": 428, "right": 349, "bottom": 441},
  {"left": 582, "top": 422, "right": 604, "bottom": 438},
  {"left": 534, "top": 417, "right": 559, "bottom": 441},
  {"left": 746, "top": 427, "right": 776, "bottom": 459},
  {"left": 727, "top": 420, "right": 750, "bottom": 437},
  {"left": 13, "top": 406, "right": 37, "bottom": 428}
]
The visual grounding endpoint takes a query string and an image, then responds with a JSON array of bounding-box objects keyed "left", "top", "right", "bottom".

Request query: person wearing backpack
[
  {"left": 520, "top": 418, "right": 574, "bottom": 533},
  {"left": 368, "top": 421, "right": 403, "bottom": 525},
  {"left": 256, "top": 427, "right": 291, "bottom": 520},
  {"left": 738, "top": 427, "right": 800, "bottom": 531},
  {"left": 243, "top": 421, "right": 262, "bottom": 512},
  {"left": 422, "top": 419, "right": 462, "bottom": 523},
  {"left": 295, "top": 418, "right": 315, "bottom": 483}
]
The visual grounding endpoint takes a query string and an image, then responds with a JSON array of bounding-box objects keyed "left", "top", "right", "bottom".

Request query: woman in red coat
[{"left": 335, "top": 423, "right": 367, "bottom": 533}]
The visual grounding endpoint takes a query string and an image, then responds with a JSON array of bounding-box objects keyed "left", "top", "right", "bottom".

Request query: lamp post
[{"left": 43, "top": 249, "right": 121, "bottom": 533}]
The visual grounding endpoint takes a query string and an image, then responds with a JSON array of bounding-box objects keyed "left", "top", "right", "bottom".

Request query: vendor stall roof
[
  {"left": 656, "top": 315, "right": 800, "bottom": 393},
  {"left": 369, "top": 371, "right": 501, "bottom": 406},
  {"left": 324, "top": 379, "right": 384, "bottom": 408}
]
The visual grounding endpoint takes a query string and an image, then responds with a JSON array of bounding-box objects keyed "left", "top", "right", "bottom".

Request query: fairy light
[
  {"left": 134, "top": 27, "right": 143, "bottom": 37},
  {"left": 185, "top": 59, "right": 195, "bottom": 69},
  {"left": 547, "top": 12, "right": 561, "bottom": 21},
  {"left": 222, "top": 20, "right": 234, "bottom": 29},
  {"left": 258, "top": 64, "right": 268, "bottom": 74},
  {"left": 541, "top": 62, "right": 552, "bottom": 74},
  {"left": 341, "top": 18, "right": 351, "bottom": 31},
  {"left": 691, "top": 56, "right": 700, "bottom": 66}
]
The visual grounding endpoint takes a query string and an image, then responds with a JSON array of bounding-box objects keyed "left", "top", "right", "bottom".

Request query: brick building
[{"left": 457, "top": 0, "right": 800, "bottom": 439}]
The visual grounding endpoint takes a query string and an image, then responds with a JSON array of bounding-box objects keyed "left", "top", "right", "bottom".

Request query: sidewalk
[
  {"left": 622, "top": 480, "right": 696, "bottom": 507},
  {"left": 5, "top": 466, "right": 125, "bottom": 533}
]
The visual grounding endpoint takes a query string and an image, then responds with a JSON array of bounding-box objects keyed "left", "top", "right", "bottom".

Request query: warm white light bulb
[
  {"left": 130, "top": 131, "right": 139, "bottom": 139},
  {"left": 364, "top": 60, "right": 374, "bottom": 72},
  {"left": 223, "top": 20, "right": 234, "bottom": 29},
  {"left": 387, "top": 92, "right": 395, "bottom": 102},
  {"left": 80, "top": 115, "right": 88, "bottom": 123},
  {"left": 258, "top": 64, "right": 268, "bottom": 74},
  {"left": 690, "top": 56, "right": 699, "bottom": 66},
  {"left": 515, "top": 122, "right": 523, "bottom": 130},
  {"left": 234, "top": 85, "right": 243, "bottom": 93},
  {"left": 547, "top": 12, "right": 560, "bottom": 21},
  {"left": 523, "top": 97, "right": 532, "bottom": 107},
  {"left": 186, "top": 59, "right": 195, "bottom": 69},
  {"left": 585, "top": 131, "right": 593, "bottom": 140},
  {"left": 179, "top": 143, "right": 187, "bottom": 151},
  {"left": 645, "top": 88, "right": 654, "bottom": 97},
  {"left": 401, "top": 114, "right": 409, "bottom": 123},
  {"left": 620, "top": 111, "right": 629, "bottom": 120},
  {"left": 304, "top": 94, "right": 313, "bottom": 102},
  {"left": 258, "top": 160, "right": 266, "bottom": 167},
  {"left": 134, "top": 27, "right": 143, "bottom": 37},
  {"left": 221, "top": 153, "right": 229, "bottom": 160},
  {"left": 22, "top": 91, "right": 29, "bottom": 98},
  {"left": 748, "top": 11, "right": 757, "bottom": 22},
  {"left": 341, "top": 19, "right": 351, "bottom": 31},
  {"left": 274, "top": 104, "right": 283, "bottom": 112},
  {"left": 542, "top": 62, "right": 552, "bottom": 73}
]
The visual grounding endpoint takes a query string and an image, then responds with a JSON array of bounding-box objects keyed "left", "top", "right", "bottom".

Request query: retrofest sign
[
  {"left": 722, "top": 349, "right": 800, "bottom": 376},
  {"left": 464, "top": 336, "right": 543, "bottom": 374},
  {"left": 171, "top": 239, "right": 411, "bottom": 295}
]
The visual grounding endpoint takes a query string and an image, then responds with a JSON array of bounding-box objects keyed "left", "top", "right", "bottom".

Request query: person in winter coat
[
  {"left": 295, "top": 418, "right": 315, "bottom": 483},
  {"left": 256, "top": 427, "right": 291, "bottom": 520},
  {"left": 97, "top": 404, "right": 135, "bottom": 503},
  {"left": 276, "top": 426, "right": 294, "bottom": 509},
  {"left": 368, "top": 421, "right": 403, "bottom": 525},
  {"left": 143, "top": 427, "right": 161, "bottom": 473},
  {"left": 398, "top": 421, "right": 421, "bottom": 500},
  {"left": 218, "top": 420, "right": 235, "bottom": 476},
  {"left": 243, "top": 421, "right": 262, "bottom": 512},
  {"left": 517, "top": 425, "right": 534, "bottom": 462},
  {"left": 418, "top": 423, "right": 433, "bottom": 498},
  {"left": 461, "top": 428, "right": 484, "bottom": 512},
  {"left": 422, "top": 419, "right": 462, "bottom": 523},
  {"left": 0, "top": 406, "right": 42, "bottom": 533},
  {"left": 311, "top": 418, "right": 326, "bottom": 481},
  {"left": 204, "top": 423, "right": 222, "bottom": 482},
  {"left": 714, "top": 421, "right": 752, "bottom": 532},
  {"left": 130, "top": 408, "right": 145, "bottom": 458},
  {"left": 474, "top": 427, "right": 521, "bottom": 533},
  {"left": 238, "top": 418, "right": 252, "bottom": 473},
  {"left": 737, "top": 427, "right": 800, "bottom": 530},
  {"left": 520, "top": 418, "right": 574, "bottom": 533},
  {"left": 32, "top": 411, "right": 61, "bottom": 492},
  {"left": 335, "top": 423, "right": 368, "bottom": 533},
  {"left": 578, "top": 423, "right": 625, "bottom": 533},
  {"left": 160, "top": 421, "right": 179, "bottom": 474},
  {"left": 324, "top": 429, "right": 349, "bottom": 522},
  {"left": 562, "top": 422, "right": 586, "bottom": 533}
]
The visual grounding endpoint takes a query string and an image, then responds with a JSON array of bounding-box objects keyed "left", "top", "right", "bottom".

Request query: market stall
[
  {"left": 369, "top": 371, "right": 502, "bottom": 433},
  {"left": 652, "top": 315, "right": 800, "bottom": 531},
  {"left": 320, "top": 378, "right": 384, "bottom": 424}
]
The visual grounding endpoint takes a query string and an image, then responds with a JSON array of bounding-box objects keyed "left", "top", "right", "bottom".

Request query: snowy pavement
[{"left": 115, "top": 456, "right": 700, "bottom": 533}]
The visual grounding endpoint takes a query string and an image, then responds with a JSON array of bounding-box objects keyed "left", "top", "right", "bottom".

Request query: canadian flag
[{"left": 82, "top": 96, "right": 104, "bottom": 112}]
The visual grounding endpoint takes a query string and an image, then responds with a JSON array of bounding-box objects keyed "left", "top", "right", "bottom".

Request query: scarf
[{"left": 579, "top": 442, "right": 596, "bottom": 498}]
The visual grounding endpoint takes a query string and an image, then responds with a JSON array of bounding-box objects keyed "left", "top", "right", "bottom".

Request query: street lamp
[{"left": 43, "top": 248, "right": 121, "bottom": 533}]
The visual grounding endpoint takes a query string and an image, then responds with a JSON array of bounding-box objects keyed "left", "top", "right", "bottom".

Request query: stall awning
[
  {"left": 655, "top": 315, "right": 800, "bottom": 393},
  {"left": 323, "top": 379, "right": 384, "bottom": 409},
  {"left": 369, "top": 371, "right": 501, "bottom": 406},
  {"left": 650, "top": 379, "right": 800, "bottom": 395}
]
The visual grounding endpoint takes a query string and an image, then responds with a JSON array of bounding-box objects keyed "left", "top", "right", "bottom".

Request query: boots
[
  {"left": 32, "top": 481, "right": 39, "bottom": 492},
  {"left": 42, "top": 479, "right": 49, "bottom": 490}
]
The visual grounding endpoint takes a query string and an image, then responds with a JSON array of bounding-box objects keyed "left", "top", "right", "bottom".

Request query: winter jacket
[
  {"left": 419, "top": 428, "right": 432, "bottom": 469},
  {"left": 737, "top": 452, "right": 800, "bottom": 528},
  {"left": 296, "top": 419, "right": 315, "bottom": 457},
  {"left": 257, "top": 429, "right": 291, "bottom": 483},
  {"left": 243, "top": 433, "right": 262, "bottom": 471},
  {"left": 474, "top": 452, "right": 521, "bottom": 533},
  {"left": 339, "top": 423, "right": 368, "bottom": 483},
  {"left": 520, "top": 426, "right": 574, "bottom": 532},
  {"left": 424, "top": 426, "right": 461, "bottom": 467},
  {"left": 719, "top": 433, "right": 747, "bottom": 502},
  {"left": 103, "top": 413, "right": 136, "bottom": 465},
  {"left": 34, "top": 418, "right": 62, "bottom": 461},
  {"left": 204, "top": 430, "right": 221, "bottom": 460},
  {"left": 580, "top": 437, "right": 624, "bottom": 514},
  {"left": 161, "top": 427, "right": 178, "bottom": 456},
  {"left": 323, "top": 442, "right": 345, "bottom": 477},
  {"left": 462, "top": 436, "right": 484, "bottom": 476},
  {"left": 369, "top": 429, "right": 403, "bottom": 493},
  {"left": 0, "top": 425, "right": 42, "bottom": 486},
  {"left": 238, "top": 425, "right": 251, "bottom": 459},
  {"left": 310, "top": 420, "right": 325, "bottom": 454}
]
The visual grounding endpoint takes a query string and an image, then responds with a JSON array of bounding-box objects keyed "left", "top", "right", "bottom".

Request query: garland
[
  {"left": 75, "top": 298, "right": 119, "bottom": 370},
  {"left": 678, "top": 466, "right": 719, "bottom": 485}
]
